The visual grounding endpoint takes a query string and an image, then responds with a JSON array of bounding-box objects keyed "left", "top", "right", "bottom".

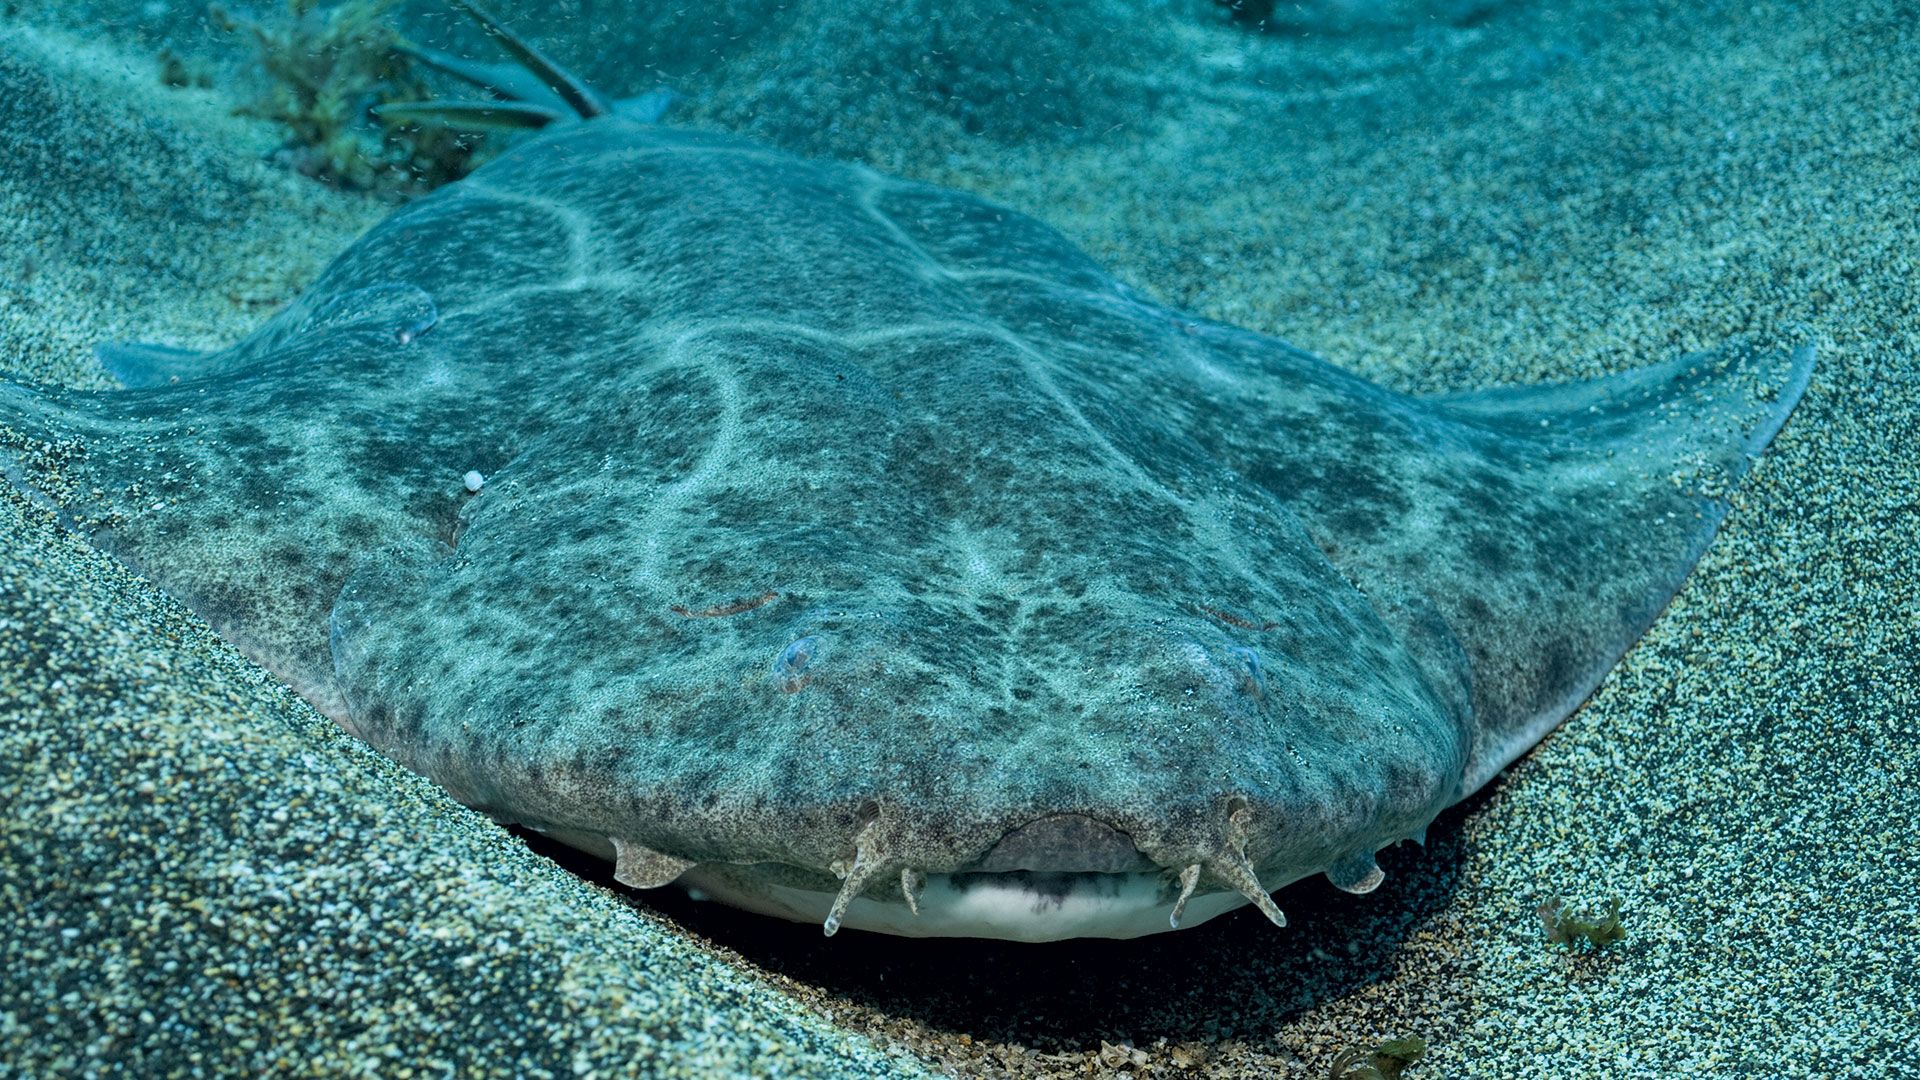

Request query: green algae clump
[
  {"left": 210, "top": 0, "right": 487, "bottom": 194},
  {"left": 157, "top": 47, "right": 214, "bottom": 89},
  {"left": 1329, "top": 1035, "right": 1427, "bottom": 1079},
  {"left": 1538, "top": 896, "right": 1627, "bottom": 950}
]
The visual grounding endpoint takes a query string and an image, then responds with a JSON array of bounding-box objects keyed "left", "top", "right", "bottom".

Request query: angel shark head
[{"left": 0, "top": 0, "right": 1811, "bottom": 940}]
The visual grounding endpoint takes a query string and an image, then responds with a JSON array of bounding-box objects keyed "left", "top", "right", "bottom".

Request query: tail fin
[
  {"left": 443, "top": 0, "right": 609, "bottom": 119},
  {"left": 377, "top": 1, "right": 615, "bottom": 133}
]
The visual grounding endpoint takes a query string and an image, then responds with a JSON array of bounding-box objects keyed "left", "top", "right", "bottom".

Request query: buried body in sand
[{"left": 0, "top": 1, "right": 1810, "bottom": 941}]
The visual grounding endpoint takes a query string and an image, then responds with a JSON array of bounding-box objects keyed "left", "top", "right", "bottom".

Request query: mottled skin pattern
[{"left": 0, "top": 119, "right": 1811, "bottom": 937}]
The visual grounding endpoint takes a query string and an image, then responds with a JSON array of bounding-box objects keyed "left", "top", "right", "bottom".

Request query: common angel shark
[{"left": 0, "top": 2, "right": 1811, "bottom": 940}]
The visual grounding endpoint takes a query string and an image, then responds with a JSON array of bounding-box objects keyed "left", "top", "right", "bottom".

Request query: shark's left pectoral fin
[
  {"left": 1278, "top": 339, "right": 1814, "bottom": 797},
  {"left": 1419, "top": 340, "right": 1815, "bottom": 790},
  {"left": 1432, "top": 341, "right": 1815, "bottom": 467}
]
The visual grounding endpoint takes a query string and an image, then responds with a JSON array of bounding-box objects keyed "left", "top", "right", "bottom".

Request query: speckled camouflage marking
[{"left": 0, "top": 116, "right": 1811, "bottom": 939}]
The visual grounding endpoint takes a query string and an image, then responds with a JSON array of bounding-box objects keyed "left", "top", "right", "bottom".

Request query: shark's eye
[
  {"left": 774, "top": 635, "right": 820, "bottom": 692},
  {"left": 1227, "top": 644, "right": 1266, "bottom": 697}
]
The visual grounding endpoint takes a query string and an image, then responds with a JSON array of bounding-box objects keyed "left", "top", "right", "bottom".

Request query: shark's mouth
[
  {"left": 535, "top": 810, "right": 1308, "bottom": 941},
  {"left": 677, "top": 864, "right": 1260, "bottom": 942}
]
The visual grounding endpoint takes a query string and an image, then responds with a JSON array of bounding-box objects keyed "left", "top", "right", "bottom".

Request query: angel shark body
[{"left": 0, "top": 7, "right": 1810, "bottom": 940}]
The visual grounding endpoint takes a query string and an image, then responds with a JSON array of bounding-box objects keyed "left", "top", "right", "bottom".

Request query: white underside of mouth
[{"left": 678, "top": 864, "right": 1255, "bottom": 941}]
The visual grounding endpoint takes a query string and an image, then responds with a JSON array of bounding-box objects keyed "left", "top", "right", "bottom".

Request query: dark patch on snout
[{"left": 974, "top": 813, "right": 1158, "bottom": 874}]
